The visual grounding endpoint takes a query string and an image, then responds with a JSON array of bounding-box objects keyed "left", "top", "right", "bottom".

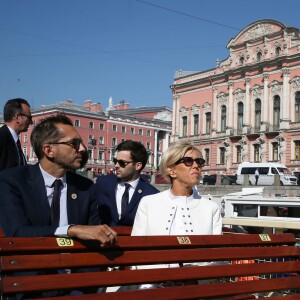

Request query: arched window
[
  {"left": 182, "top": 116, "right": 187, "bottom": 137},
  {"left": 254, "top": 99, "right": 261, "bottom": 131},
  {"left": 205, "top": 112, "right": 211, "bottom": 134},
  {"left": 205, "top": 149, "right": 210, "bottom": 165},
  {"left": 275, "top": 46, "right": 281, "bottom": 57},
  {"left": 237, "top": 102, "right": 244, "bottom": 133},
  {"left": 256, "top": 51, "right": 262, "bottom": 62},
  {"left": 239, "top": 56, "right": 244, "bottom": 66},
  {"left": 193, "top": 114, "right": 199, "bottom": 135},
  {"left": 221, "top": 105, "right": 227, "bottom": 132},
  {"left": 295, "top": 92, "right": 300, "bottom": 122},
  {"left": 273, "top": 96, "right": 280, "bottom": 130}
]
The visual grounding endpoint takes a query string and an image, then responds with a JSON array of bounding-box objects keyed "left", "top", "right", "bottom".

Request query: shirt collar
[
  {"left": 39, "top": 164, "right": 67, "bottom": 188},
  {"left": 7, "top": 125, "right": 19, "bottom": 143}
]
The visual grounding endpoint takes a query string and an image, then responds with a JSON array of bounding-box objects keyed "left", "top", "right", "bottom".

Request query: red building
[
  {"left": 20, "top": 98, "right": 172, "bottom": 176},
  {"left": 171, "top": 19, "right": 300, "bottom": 176}
]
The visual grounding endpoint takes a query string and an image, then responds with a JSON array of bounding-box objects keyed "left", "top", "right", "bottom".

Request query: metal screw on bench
[{"left": 51, "top": 179, "right": 63, "bottom": 226}]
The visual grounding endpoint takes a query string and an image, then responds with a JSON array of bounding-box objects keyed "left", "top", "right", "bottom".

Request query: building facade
[
  {"left": 171, "top": 19, "right": 300, "bottom": 176},
  {"left": 20, "top": 98, "right": 172, "bottom": 176}
]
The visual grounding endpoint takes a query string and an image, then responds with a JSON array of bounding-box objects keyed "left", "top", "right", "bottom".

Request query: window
[
  {"left": 112, "top": 125, "right": 117, "bottom": 132},
  {"left": 99, "top": 123, "right": 104, "bottom": 130},
  {"left": 99, "top": 136, "right": 104, "bottom": 144},
  {"left": 237, "top": 102, "right": 244, "bottom": 133},
  {"left": 295, "top": 92, "right": 300, "bottom": 122},
  {"left": 112, "top": 138, "right": 117, "bottom": 146},
  {"left": 139, "top": 129, "right": 143, "bottom": 135},
  {"left": 193, "top": 114, "right": 199, "bottom": 135},
  {"left": 24, "top": 135, "right": 28, "bottom": 143},
  {"left": 205, "top": 113, "right": 211, "bottom": 134},
  {"left": 88, "top": 149, "right": 93, "bottom": 159},
  {"left": 182, "top": 116, "right": 187, "bottom": 137},
  {"left": 122, "top": 126, "right": 126, "bottom": 133},
  {"left": 146, "top": 142, "right": 151, "bottom": 150},
  {"left": 147, "top": 130, "right": 151, "bottom": 136},
  {"left": 130, "top": 127, "right": 135, "bottom": 134},
  {"left": 220, "top": 147, "right": 225, "bottom": 164},
  {"left": 273, "top": 96, "right": 280, "bottom": 130},
  {"left": 256, "top": 51, "right": 262, "bottom": 62},
  {"left": 75, "top": 120, "right": 80, "bottom": 127},
  {"left": 89, "top": 122, "right": 94, "bottom": 129},
  {"left": 98, "top": 151, "right": 103, "bottom": 160},
  {"left": 23, "top": 147, "right": 27, "bottom": 160},
  {"left": 236, "top": 145, "right": 241, "bottom": 163},
  {"left": 221, "top": 106, "right": 226, "bottom": 132},
  {"left": 239, "top": 56, "right": 244, "bottom": 66},
  {"left": 275, "top": 46, "right": 281, "bottom": 56},
  {"left": 254, "top": 144, "right": 260, "bottom": 162},
  {"left": 295, "top": 141, "right": 300, "bottom": 160},
  {"left": 204, "top": 149, "right": 210, "bottom": 165},
  {"left": 254, "top": 99, "right": 261, "bottom": 131},
  {"left": 88, "top": 135, "right": 93, "bottom": 144},
  {"left": 272, "top": 142, "right": 279, "bottom": 161}
]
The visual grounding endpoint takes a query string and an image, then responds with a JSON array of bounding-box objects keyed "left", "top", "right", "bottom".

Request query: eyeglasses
[
  {"left": 175, "top": 157, "right": 205, "bottom": 168},
  {"left": 49, "top": 139, "right": 83, "bottom": 152},
  {"left": 19, "top": 113, "right": 32, "bottom": 122},
  {"left": 113, "top": 158, "right": 134, "bottom": 168}
]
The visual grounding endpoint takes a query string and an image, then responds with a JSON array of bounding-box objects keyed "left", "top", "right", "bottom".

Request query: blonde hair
[{"left": 159, "top": 140, "right": 202, "bottom": 183}]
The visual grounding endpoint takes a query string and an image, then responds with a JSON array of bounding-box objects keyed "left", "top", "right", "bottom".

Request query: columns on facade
[
  {"left": 228, "top": 82, "right": 235, "bottom": 128},
  {"left": 262, "top": 73, "right": 269, "bottom": 126},
  {"left": 281, "top": 68, "right": 290, "bottom": 129},
  {"left": 244, "top": 78, "right": 251, "bottom": 126},
  {"left": 212, "top": 86, "right": 218, "bottom": 131},
  {"left": 171, "top": 95, "right": 179, "bottom": 143},
  {"left": 154, "top": 130, "right": 158, "bottom": 169}
]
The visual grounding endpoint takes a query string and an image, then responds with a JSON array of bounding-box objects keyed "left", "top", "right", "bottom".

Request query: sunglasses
[
  {"left": 113, "top": 158, "right": 134, "bottom": 168},
  {"left": 19, "top": 113, "right": 33, "bottom": 122},
  {"left": 50, "top": 139, "right": 83, "bottom": 152},
  {"left": 175, "top": 157, "right": 205, "bottom": 168}
]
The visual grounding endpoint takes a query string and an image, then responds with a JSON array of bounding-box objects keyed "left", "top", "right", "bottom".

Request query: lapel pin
[
  {"left": 71, "top": 193, "right": 77, "bottom": 200},
  {"left": 138, "top": 189, "right": 142, "bottom": 193}
]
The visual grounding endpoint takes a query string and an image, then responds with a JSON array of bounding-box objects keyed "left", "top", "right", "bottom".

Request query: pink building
[
  {"left": 20, "top": 98, "right": 172, "bottom": 176},
  {"left": 171, "top": 19, "right": 300, "bottom": 176}
]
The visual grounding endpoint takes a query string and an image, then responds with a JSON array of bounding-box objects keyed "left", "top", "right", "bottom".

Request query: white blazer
[{"left": 132, "top": 189, "right": 222, "bottom": 236}]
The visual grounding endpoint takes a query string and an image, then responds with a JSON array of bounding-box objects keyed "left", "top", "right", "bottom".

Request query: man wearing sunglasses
[
  {"left": 0, "top": 114, "right": 117, "bottom": 245},
  {"left": 94, "top": 140, "right": 159, "bottom": 226},
  {"left": 0, "top": 98, "right": 33, "bottom": 171}
]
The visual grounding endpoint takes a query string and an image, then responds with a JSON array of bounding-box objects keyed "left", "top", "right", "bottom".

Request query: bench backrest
[{"left": 1, "top": 233, "right": 299, "bottom": 299}]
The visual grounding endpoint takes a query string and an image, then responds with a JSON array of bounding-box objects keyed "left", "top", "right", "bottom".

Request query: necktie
[
  {"left": 16, "top": 139, "right": 26, "bottom": 166},
  {"left": 121, "top": 183, "right": 130, "bottom": 219},
  {"left": 51, "top": 179, "right": 63, "bottom": 226}
]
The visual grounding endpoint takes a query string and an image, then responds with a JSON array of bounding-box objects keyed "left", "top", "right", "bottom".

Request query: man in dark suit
[
  {"left": 94, "top": 140, "right": 159, "bottom": 226},
  {"left": 0, "top": 114, "right": 117, "bottom": 244},
  {"left": 0, "top": 98, "right": 33, "bottom": 171}
]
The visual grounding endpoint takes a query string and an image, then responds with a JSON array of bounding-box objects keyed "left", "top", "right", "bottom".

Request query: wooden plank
[
  {"left": 1, "top": 246, "right": 300, "bottom": 271},
  {"left": 2, "top": 261, "right": 300, "bottom": 294},
  {"left": 37, "top": 277, "right": 300, "bottom": 300},
  {"left": 0, "top": 233, "right": 296, "bottom": 253}
]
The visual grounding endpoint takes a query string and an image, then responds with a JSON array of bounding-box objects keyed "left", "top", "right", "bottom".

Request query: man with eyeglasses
[
  {"left": 94, "top": 140, "right": 159, "bottom": 226},
  {"left": 0, "top": 98, "right": 33, "bottom": 171},
  {"left": 0, "top": 114, "right": 117, "bottom": 244}
]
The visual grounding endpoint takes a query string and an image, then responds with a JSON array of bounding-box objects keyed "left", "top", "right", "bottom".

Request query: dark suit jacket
[
  {"left": 0, "top": 164, "right": 100, "bottom": 237},
  {"left": 94, "top": 174, "right": 159, "bottom": 226},
  {"left": 0, "top": 124, "right": 20, "bottom": 171}
]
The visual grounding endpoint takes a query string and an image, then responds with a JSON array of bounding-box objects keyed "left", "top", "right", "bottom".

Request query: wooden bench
[{"left": 0, "top": 233, "right": 300, "bottom": 299}]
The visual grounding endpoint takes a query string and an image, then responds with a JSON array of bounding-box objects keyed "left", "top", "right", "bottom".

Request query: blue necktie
[
  {"left": 51, "top": 179, "right": 63, "bottom": 226},
  {"left": 121, "top": 183, "right": 130, "bottom": 219}
]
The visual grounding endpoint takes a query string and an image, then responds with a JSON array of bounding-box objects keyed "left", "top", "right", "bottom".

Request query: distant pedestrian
[
  {"left": 255, "top": 168, "right": 259, "bottom": 185},
  {"left": 0, "top": 98, "right": 33, "bottom": 171}
]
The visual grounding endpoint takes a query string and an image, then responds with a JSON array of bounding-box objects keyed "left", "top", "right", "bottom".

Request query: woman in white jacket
[{"left": 132, "top": 140, "right": 222, "bottom": 236}]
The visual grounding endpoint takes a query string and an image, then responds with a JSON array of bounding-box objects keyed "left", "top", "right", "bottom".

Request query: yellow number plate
[
  {"left": 56, "top": 238, "right": 74, "bottom": 247},
  {"left": 177, "top": 237, "right": 191, "bottom": 244},
  {"left": 259, "top": 234, "right": 271, "bottom": 242}
]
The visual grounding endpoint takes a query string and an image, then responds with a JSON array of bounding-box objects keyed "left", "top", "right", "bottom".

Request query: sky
[{"left": 1, "top": 0, "right": 300, "bottom": 112}]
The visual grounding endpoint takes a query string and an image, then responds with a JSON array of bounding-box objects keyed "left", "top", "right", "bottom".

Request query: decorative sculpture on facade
[{"left": 238, "top": 136, "right": 248, "bottom": 161}]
